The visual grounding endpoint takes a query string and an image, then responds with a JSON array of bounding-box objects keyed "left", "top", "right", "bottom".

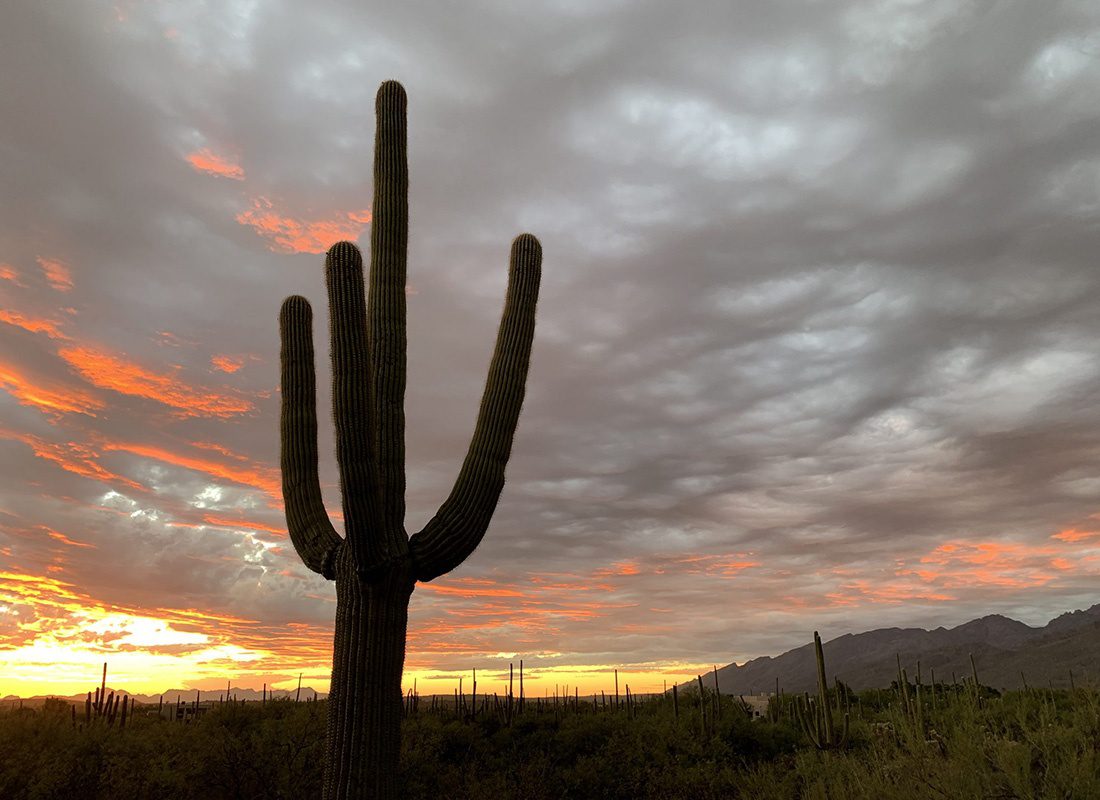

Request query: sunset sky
[{"left": 1, "top": 1, "right": 1099, "bottom": 700}]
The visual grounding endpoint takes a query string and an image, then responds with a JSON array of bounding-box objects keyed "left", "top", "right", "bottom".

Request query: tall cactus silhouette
[{"left": 279, "top": 80, "right": 541, "bottom": 800}]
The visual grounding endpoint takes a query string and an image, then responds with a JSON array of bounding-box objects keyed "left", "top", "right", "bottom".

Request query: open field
[{"left": 2, "top": 678, "right": 1098, "bottom": 800}]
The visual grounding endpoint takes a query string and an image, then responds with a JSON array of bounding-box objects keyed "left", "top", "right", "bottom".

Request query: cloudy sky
[{"left": 1, "top": 0, "right": 1098, "bottom": 698}]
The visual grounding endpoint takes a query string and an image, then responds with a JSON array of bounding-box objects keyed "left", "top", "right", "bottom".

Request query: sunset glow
[
  {"left": 0, "top": 570, "right": 314, "bottom": 698},
  {"left": 3, "top": 0, "right": 1100, "bottom": 709}
]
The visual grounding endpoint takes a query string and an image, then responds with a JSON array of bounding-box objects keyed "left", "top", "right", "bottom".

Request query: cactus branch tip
[
  {"left": 327, "top": 240, "right": 362, "bottom": 260},
  {"left": 280, "top": 294, "right": 311, "bottom": 317},
  {"left": 512, "top": 233, "right": 542, "bottom": 261},
  {"left": 376, "top": 80, "right": 407, "bottom": 114},
  {"left": 513, "top": 232, "right": 541, "bottom": 249}
]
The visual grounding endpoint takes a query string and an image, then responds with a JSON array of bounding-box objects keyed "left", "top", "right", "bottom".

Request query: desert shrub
[{"left": 2, "top": 688, "right": 1100, "bottom": 799}]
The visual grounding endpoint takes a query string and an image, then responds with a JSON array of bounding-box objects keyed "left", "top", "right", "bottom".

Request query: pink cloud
[
  {"left": 210, "top": 354, "right": 245, "bottom": 373},
  {"left": 236, "top": 197, "right": 371, "bottom": 254},
  {"left": 0, "top": 264, "right": 23, "bottom": 285},
  {"left": 36, "top": 257, "right": 73, "bottom": 292},
  {"left": 186, "top": 148, "right": 245, "bottom": 180}
]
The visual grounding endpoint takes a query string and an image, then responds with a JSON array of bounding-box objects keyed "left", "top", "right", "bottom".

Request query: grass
[{"left": 1, "top": 683, "right": 1098, "bottom": 799}]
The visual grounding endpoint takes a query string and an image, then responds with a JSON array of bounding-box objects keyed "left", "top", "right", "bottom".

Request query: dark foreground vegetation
[{"left": 2, "top": 678, "right": 1099, "bottom": 800}]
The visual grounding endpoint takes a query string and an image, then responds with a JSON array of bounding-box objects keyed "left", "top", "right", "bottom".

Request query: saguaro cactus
[
  {"left": 279, "top": 80, "right": 541, "bottom": 800},
  {"left": 794, "top": 631, "right": 849, "bottom": 750}
]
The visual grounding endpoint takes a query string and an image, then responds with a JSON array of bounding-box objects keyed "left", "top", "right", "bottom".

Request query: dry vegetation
[{"left": 2, "top": 671, "right": 1099, "bottom": 799}]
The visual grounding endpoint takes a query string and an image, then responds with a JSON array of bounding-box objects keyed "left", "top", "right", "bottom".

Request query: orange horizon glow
[
  {"left": 0, "top": 566, "right": 715, "bottom": 699},
  {"left": 2, "top": 521, "right": 1099, "bottom": 699},
  {"left": 0, "top": 569, "right": 329, "bottom": 698}
]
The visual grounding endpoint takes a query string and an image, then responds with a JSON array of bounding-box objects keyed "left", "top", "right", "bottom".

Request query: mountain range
[{"left": 703, "top": 603, "right": 1100, "bottom": 695}]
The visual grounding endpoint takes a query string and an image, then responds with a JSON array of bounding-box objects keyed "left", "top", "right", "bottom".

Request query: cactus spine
[{"left": 279, "top": 80, "right": 541, "bottom": 800}]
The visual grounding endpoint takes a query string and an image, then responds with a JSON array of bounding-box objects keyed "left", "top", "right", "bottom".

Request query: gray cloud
[{"left": 1, "top": 0, "right": 1099, "bottom": 690}]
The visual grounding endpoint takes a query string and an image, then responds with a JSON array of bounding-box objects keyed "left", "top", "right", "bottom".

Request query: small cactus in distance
[
  {"left": 794, "top": 631, "right": 849, "bottom": 750},
  {"left": 279, "top": 80, "right": 541, "bottom": 799}
]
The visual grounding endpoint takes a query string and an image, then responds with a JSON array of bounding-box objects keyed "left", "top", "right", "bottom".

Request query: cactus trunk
[
  {"left": 813, "top": 632, "right": 834, "bottom": 743},
  {"left": 324, "top": 568, "right": 413, "bottom": 799}
]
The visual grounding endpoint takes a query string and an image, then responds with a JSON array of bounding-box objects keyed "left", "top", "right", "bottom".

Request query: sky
[{"left": 1, "top": 0, "right": 1099, "bottom": 700}]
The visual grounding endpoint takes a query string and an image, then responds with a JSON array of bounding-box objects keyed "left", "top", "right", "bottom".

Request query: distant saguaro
[{"left": 279, "top": 80, "right": 542, "bottom": 800}]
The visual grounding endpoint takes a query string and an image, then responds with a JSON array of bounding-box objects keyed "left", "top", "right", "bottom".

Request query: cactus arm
[
  {"left": 279, "top": 295, "right": 344, "bottom": 578},
  {"left": 410, "top": 234, "right": 542, "bottom": 582},
  {"left": 324, "top": 243, "right": 399, "bottom": 576},
  {"left": 795, "top": 695, "right": 822, "bottom": 748},
  {"left": 368, "top": 81, "right": 410, "bottom": 549}
]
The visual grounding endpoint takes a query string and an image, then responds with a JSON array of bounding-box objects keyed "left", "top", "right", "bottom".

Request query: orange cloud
[
  {"left": 36, "top": 257, "right": 73, "bottom": 292},
  {"left": 652, "top": 553, "right": 760, "bottom": 577},
  {"left": 0, "top": 309, "right": 69, "bottom": 340},
  {"left": 101, "top": 441, "right": 281, "bottom": 501},
  {"left": 420, "top": 578, "right": 526, "bottom": 599},
  {"left": 155, "top": 330, "right": 201, "bottom": 348},
  {"left": 0, "top": 264, "right": 23, "bottom": 285},
  {"left": 236, "top": 196, "right": 371, "bottom": 254},
  {"left": 595, "top": 560, "right": 641, "bottom": 577},
  {"left": 410, "top": 571, "right": 636, "bottom": 664},
  {"left": 826, "top": 579, "right": 956, "bottom": 606},
  {"left": 0, "top": 360, "right": 104, "bottom": 417},
  {"left": 42, "top": 527, "right": 96, "bottom": 549},
  {"left": 1052, "top": 528, "right": 1100, "bottom": 543},
  {"left": 0, "top": 428, "right": 144, "bottom": 490},
  {"left": 906, "top": 539, "right": 1090, "bottom": 590},
  {"left": 189, "top": 440, "right": 250, "bottom": 461},
  {"left": 57, "top": 345, "right": 253, "bottom": 418},
  {"left": 200, "top": 513, "right": 285, "bottom": 537},
  {"left": 186, "top": 148, "right": 245, "bottom": 180},
  {"left": 210, "top": 354, "right": 244, "bottom": 373}
]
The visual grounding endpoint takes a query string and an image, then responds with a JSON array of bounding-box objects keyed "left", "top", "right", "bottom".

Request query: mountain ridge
[{"left": 701, "top": 603, "right": 1100, "bottom": 695}]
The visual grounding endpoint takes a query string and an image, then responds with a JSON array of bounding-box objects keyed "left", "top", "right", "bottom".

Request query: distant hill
[{"left": 697, "top": 604, "right": 1100, "bottom": 695}]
